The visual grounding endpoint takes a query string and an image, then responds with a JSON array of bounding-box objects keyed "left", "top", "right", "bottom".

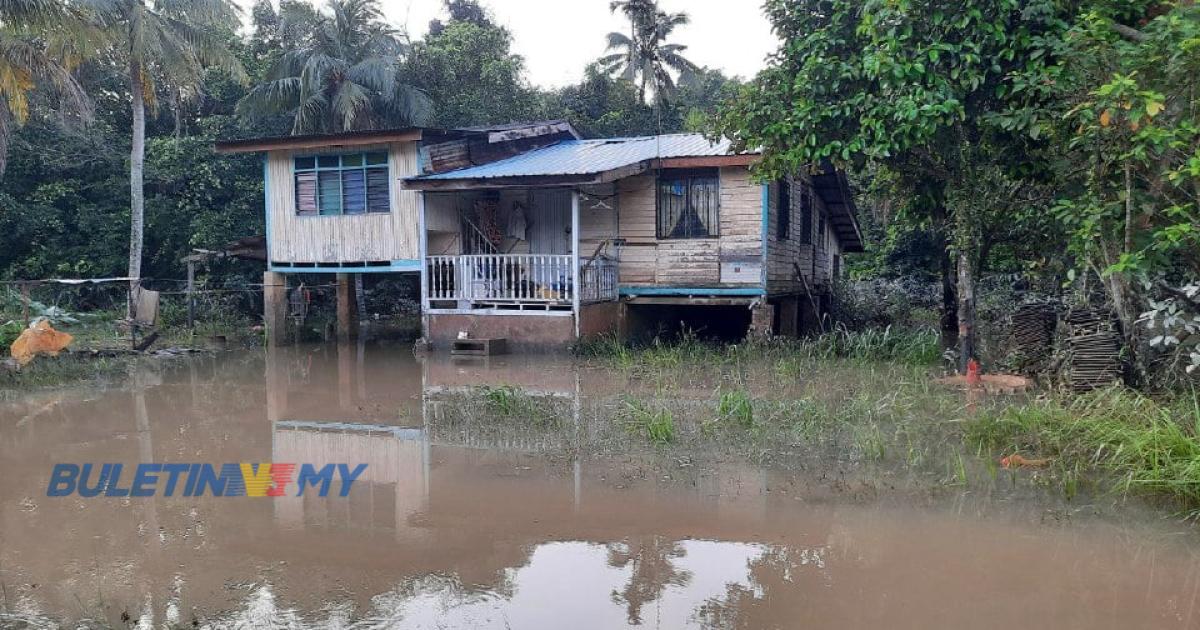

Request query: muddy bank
[{"left": 1, "top": 345, "right": 1198, "bottom": 628}]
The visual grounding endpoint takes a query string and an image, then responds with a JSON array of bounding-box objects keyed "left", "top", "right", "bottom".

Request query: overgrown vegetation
[
  {"left": 718, "top": 0, "right": 1200, "bottom": 384},
  {"left": 968, "top": 387, "right": 1200, "bottom": 512},
  {"left": 578, "top": 326, "right": 942, "bottom": 371}
]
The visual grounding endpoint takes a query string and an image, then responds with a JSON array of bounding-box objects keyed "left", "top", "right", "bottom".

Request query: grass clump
[
  {"left": 797, "top": 325, "right": 941, "bottom": 364},
  {"left": 716, "top": 388, "right": 755, "bottom": 428},
  {"left": 477, "top": 385, "right": 562, "bottom": 427},
  {"left": 621, "top": 396, "right": 676, "bottom": 445},
  {"left": 967, "top": 387, "right": 1200, "bottom": 509},
  {"left": 579, "top": 325, "right": 941, "bottom": 373}
]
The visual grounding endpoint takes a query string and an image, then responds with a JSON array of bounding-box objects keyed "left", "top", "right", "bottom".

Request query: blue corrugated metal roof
[{"left": 413, "top": 133, "right": 752, "bottom": 181}]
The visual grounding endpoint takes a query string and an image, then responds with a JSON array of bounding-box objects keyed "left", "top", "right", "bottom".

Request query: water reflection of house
[{"left": 272, "top": 422, "right": 428, "bottom": 536}]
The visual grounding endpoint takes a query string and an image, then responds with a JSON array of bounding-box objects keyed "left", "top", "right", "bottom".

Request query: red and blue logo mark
[{"left": 46, "top": 463, "right": 368, "bottom": 497}]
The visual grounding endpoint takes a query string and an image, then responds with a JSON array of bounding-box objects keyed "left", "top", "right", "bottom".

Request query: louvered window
[{"left": 293, "top": 152, "right": 390, "bottom": 216}]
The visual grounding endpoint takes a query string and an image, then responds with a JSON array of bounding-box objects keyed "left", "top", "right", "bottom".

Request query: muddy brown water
[{"left": 1, "top": 344, "right": 1199, "bottom": 629}]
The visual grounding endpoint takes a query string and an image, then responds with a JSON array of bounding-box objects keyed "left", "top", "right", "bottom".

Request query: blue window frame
[{"left": 294, "top": 152, "right": 389, "bottom": 216}]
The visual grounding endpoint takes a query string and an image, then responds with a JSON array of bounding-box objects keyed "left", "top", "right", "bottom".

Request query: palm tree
[
  {"left": 600, "top": 4, "right": 697, "bottom": 104},
  {"left": 79, "top": 0, "right": 246, "bottom": 294},
  {"left": 0, "top": 0, "right": 93, "bottom": 176},
  {"left": 237, "top": 0, "right": 432, "bottom": 134}
]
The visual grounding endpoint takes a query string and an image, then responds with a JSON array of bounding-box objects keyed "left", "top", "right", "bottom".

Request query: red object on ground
[
  {"left": 966, "top": 358, "right": 982, "bottom": 387},
  {"left": 1000, "top": 454, "right": 1050, "bottom": 469}
]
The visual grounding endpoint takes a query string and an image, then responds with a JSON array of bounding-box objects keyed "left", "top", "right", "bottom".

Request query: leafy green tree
[
  {"left": 404, "top": 1, "right": 543, "bottom": 127},
  {"left": 237, "top": 0, "right": 431, "bottom": 133},
  {"left": 80, "top": 0, "right": 245, "bottom": 298},
  {"left": 1049, "top": 3, "right": 1200, "bottom": 348},
  {"left": 718, "top": 0, "right": 1071, "bottom": 367},
  {"left": 599, "top": 3, "right": 697, "bottom": 104}
]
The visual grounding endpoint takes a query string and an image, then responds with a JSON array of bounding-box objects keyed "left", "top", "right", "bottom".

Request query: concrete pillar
[
  {"left": 263, "top": 271, "right": 289, "bottom": 346},
  {"left": 747, "top": 301, "right": 775, "bottom": 340},
  {"left": 336, "top": 272, "right": 358, "bottom": 342}
]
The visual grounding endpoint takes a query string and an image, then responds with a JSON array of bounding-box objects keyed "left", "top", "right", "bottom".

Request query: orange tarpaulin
[{"left": 10, "top": 320, "right": 73, "bottom": 366}]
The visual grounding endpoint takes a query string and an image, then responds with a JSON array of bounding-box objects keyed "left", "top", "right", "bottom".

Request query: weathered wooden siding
[
  {"left": 579, "top": 184, "right": 618, "bottom": 259},
  {"left": 616, "top": 167, "right": 763, "bottom": 287},
  {"left": 266, "top": 142, "right": 419, "bottom": 264},
  {"left": 765, "top": 175, "right": 842, "bottom": 296}
]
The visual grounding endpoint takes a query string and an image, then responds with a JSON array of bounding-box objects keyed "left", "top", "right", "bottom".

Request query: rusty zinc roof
[{"left": 410, "top": 133, "right": 753, "bottom": 181}]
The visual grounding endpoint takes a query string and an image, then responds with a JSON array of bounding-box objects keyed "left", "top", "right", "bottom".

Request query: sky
[{"left": 243, "top": 0, "right": 778, "bottom": 88}]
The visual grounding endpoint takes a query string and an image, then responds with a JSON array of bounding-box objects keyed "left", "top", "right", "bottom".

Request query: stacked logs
[
  {"left": 1009, "top": 301, "right": 1057, "bottom": 372},
  {"left": 1063, "top": 308, "right": 1124, "bottom": 392}
]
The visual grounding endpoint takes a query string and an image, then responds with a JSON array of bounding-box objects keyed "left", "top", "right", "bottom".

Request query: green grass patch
[
  {"left": 966, "top": 387, "right": 1200, "bottom": 510},
  {"left": 476, "top": 385, "right": 562, "bottom": 427},
  {"left": 716, "top": 388, "right": 755, "bottom": 428},
  {"left": 620, "top": 396, "right": 676, "bottom": 445}
]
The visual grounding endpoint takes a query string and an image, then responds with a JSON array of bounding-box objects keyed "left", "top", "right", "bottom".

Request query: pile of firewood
[
  {"left": 1062, "top": 308, "right": 1124, "bottom": 392},
  {"left": 1008, "top": 301, "right": 1058, "bottom": 372}
]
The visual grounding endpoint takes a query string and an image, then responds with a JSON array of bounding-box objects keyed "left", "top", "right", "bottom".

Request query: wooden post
[
  {"left": 186, "top": 260, "right": 196, "bottom": 329},
  {"left": 20, "top": 282, "right": 30, "bottom": 326},
  {"left": 263, "top": 270, "right": 289, "bottom": 346},
  {"left": 418, "top": 192, "right": 429, "bottom": 342},
  {"left": 336, "top": 273, "right": 358, "bottom": 342},
  {"left": 571, "top": 190, "right": 581, "bottom": 340}
]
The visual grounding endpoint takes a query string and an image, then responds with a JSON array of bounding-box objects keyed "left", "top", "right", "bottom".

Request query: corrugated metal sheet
[{"left": 413, "top": 134, "right": 752, "bottom": 181}]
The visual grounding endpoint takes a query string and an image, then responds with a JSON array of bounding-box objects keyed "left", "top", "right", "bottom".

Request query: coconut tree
[
  {"left": 78, "top": 0, "right": 245, "bottom": 294},
  {"left": 237, "top": 0, "right": 432, "bottom": 134},
  {"left": 0, "top": 0, "right": 93, "bottom": 176},
  {"left": 599, "top": 5, "right": 697, "bottom": 104}
]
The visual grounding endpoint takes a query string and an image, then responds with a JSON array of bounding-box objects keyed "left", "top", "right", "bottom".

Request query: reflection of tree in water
[
  {"left": 697, "top": 546, "right": 815, "bottom": 630},
  {"left": 607, "top": 537, "right": 692, "bottom": 625}
]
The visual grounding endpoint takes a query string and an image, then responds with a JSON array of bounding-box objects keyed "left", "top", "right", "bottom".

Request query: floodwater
[{"left": 2, "top": 344, "right": 1199, "bottom": 629}]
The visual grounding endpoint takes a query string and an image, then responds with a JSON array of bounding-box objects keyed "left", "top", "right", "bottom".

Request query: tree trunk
[
  {"left": 128, "top": 61, "right": 146, "bottom": 317},
  {"left": 931, "top": 203, "right": 958, "bottom": 353},
  {"left": 172, "top": 86, "right": 183, "bottom": 138},
  {"left": 956, "top": 248, "right": 976, "bottom": 373}
]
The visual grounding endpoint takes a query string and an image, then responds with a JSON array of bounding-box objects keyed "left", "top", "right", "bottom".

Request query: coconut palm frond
[
  {"left": 155, "top": 0, "right": 239, "bottom": 26},
  {"left": 605, "top": 31, "right": 633, "bottom": 50},
  {"left": 236, "top": 76, "right": 300, "bottom": 118},
  {"left": 330, "top": 79, "right": 370, "bottom": 130},
  {"left": 347, "top": 56, "right": 396, "bottom": 97},
  {"left": 385, "top": 81, "right": 432, "bottom": 126},
  {"left": 599, "top": 6, "right": 698, "bottom": 104},
  {"left": 159, "top": 13, "right": 247, "bottom": 82},
  {"left": 293, "top": 88, "right": 328, "bottom": 134},
  {"left": 237, "top": 0, "right": 425, "bottom": 134}
]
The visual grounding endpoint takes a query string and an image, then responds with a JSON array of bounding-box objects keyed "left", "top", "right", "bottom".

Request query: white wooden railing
[
  {"left": 580, "top": 256, "right": 618, "bottom": 303},
  {"left": 427, "top": 254, "right": 575, "bottom": 306},
  {"left": 427, "top": 253, "right": 620, "bottom": 310}
]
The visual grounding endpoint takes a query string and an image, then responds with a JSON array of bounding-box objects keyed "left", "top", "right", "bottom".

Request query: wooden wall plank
[
  {"left": 266, "top": 141, "right": 420, "bottom": 264},
  {"left": 614, "top": 167, "right": 766, "bottom": 287}
]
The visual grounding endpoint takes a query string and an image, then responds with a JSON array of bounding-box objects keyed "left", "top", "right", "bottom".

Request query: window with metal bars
[
  {"left": 293, "top": 152, "right": 390, "bottom": 216},
  {"left": 656, "top": 168, "right": 720, "bottom": 239},
  {"left": 800, "top": 188, "right": 813, "bottom": 244}
]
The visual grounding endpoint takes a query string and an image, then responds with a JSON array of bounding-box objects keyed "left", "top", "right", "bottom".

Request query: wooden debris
[
  {"left": 1008, "top": 301, "right": 1057, "bottom": 372},
  {"left": 1062, "top": 307, "right": 1124, "bottom": 392}
]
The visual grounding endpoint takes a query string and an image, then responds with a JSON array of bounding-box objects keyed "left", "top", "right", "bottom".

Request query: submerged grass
[
  {"left": 579, "top": 325, "right": 941, "bottom": 374},
  {"left": 967, "top": 387, "right": 1200, "bottom": 511},
  {"left": 442, "top": 337, "right": 1200, "bottom": 515},
  {"left": 477, "top": 385, "right": 563, "bottom": 427},
  {"left": 620, "top": 396, "right": 676, "bottom": 445}
]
